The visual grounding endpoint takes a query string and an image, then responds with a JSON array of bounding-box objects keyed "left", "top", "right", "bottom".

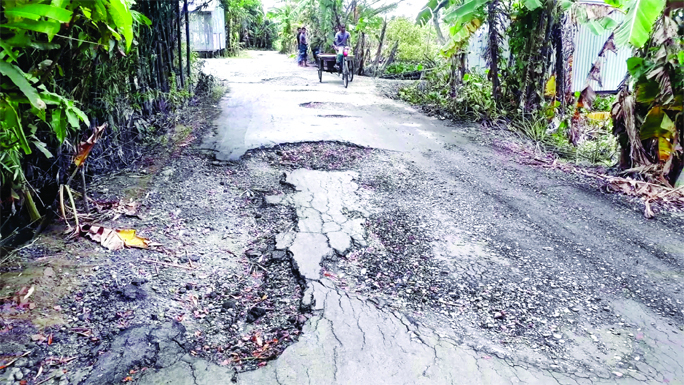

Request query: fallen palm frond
[
  {"left": 526, "top": 155, "right": 684, "bottom": 218},
  {"left": 512, "top": 147, "right": 684, "bottom": 218},
  {"left": 603, "top": 177, "right": 684, "bottom": 218}
]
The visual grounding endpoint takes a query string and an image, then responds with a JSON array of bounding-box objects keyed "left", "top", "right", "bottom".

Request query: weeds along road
[
  {"left": 54, "top": 50, "right": 682, "bottom": 385},
  {"left": 183, "top": 51, "right": 684, "bottom": 384}
]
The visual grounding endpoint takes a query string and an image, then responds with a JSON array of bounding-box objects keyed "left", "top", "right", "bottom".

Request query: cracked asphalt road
[{"left": 135, "top": 51, "right": 684, "bottom": 384}]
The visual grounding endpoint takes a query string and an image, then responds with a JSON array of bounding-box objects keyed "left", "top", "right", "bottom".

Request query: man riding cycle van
[{"left": 333, "top": 25, "right": 350, "bottom": 73}]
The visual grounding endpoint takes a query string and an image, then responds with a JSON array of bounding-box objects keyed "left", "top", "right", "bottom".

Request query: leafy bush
[
  {"left": 384, "top": 17, "right": 439, "bottom": 63},
  {"left": 385, "top": 62, "right": 424, "bottom": 75},
  {"left": 592, "top": 95, "right": 616, "bottom": 112},
  {"left": 399, "top": 68, "right": 500, "bottom": 121}
]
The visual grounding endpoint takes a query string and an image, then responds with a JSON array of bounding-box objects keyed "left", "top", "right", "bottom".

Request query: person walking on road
[
  {"left": 298, "top": 27, "right": 309, "bottom": 67},
  {"left": 295, "top": 27, "right": 302, "bottom": 51}
]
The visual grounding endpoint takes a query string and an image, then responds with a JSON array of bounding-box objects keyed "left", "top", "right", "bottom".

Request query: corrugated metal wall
[
  {"left": 190, "top": 12, "right": 212, "bottom": 51},
  {"left": 467, "top": 27, "right": 488, "bottom": 71},
  {"left": 212, "top": 6, "right": 226, "bottom": 50},
  {"left": 571, "top": 14, "right": 630, "bottom": 92},
  {"left": 189, "top": 0, "right": 225, "bottom": 52},
  {"left": 465, "top": 10, "right": 630, "bottom": 93}
]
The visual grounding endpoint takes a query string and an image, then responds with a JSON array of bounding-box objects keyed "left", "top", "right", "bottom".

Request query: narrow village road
[{"left": 138, "top": 51, "right": 684, "bottom": 385}]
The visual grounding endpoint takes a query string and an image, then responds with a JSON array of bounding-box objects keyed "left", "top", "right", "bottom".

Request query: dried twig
[
  {"left": 81, "top": 167, "right": 89, "bottom": 213},
  {"left": 59, "top": 185, "right": 70, "bottom": 230},
  {"left": 142, "top": 259, "right": 195, "bottom": 270},
  {"left": 64, "top": 185, "right": 80, "bottom": 231},
  {"left": 0, "top": 351, "right": 30, "bottom": 370}
]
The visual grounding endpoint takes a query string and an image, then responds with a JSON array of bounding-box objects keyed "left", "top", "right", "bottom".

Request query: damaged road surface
[
  {"left": 3, "top": 51, "right": 683, "bottom": 385},
  {"left": 191, "top": 52, "right": 684, "bottom": 383},
  {"left": 239, "top": 170, "right": 569, "bottom": 384}
]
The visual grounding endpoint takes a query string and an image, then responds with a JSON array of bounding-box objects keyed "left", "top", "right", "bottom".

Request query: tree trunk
[
  {"left": 372, "top": 19, "right": 387, "bottom": 77},
  {"left": 177, "top": 2, "right": 184, "bottom": 89},
  {"left": 552, "top": 17, "right": 564, "bottom": 110},
  {"left": 487, "top": 0, "right": 500, "bottom": 103},
  {"left": 433, "top": 15, "right": 446, "bottom": 45},
  {"left": 449, "top": 53, "right": 458, "bottom": 96},
  {"left": 562, "top": 14, "right": 576, "bottom": 105},
  {"left": 379, "top": 40, "right": 399, "bottom": 75},
  {"left": 362, "top": 47, "right": 371, "bottom": 75},
  {"left": 354, "top": 32, "right": 365, "bottom": 75},
  {"left": 185, "top": 0, "right": 191, "bottom": 89},
  {"left": 227, "top": 18, "right": 232, "bottom": 53}
]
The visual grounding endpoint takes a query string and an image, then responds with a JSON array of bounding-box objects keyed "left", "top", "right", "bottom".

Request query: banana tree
[
  {"left": 268, "top": 1, "right": 300, "bottom": 53},
  {"left": 577, "top": 0, "right": 681, "bottom": 185}
]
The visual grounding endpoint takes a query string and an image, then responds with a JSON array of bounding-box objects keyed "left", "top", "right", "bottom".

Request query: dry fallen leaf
[
  {"left": 31, "top": 334, "right": 47, "bottom": 342},
  {"left": 80, "top": 224, "right": 150, "bottom": 251},
  {"left": 74, "top": 124, "right": 106, "bottom": 167}
]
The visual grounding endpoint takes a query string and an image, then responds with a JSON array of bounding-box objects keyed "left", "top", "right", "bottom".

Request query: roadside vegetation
[
  {"left": 403, "top": 0, "right": 682, "bottom": 189},
  {"left": 221, "top": 0, "right": 278, "bottom": 54},
  {"left": 0, "top": 0, "right": 221, "bottom": 250}
]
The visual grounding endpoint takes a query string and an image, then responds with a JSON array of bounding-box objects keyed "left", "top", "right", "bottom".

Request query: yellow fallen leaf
[
  {"left": 586, "top": 111, "right": 611, "bottom": 121},
  {"left": 81, "top": 224, "right": 150, "bottom": 250},
  {"left": 117, "top": 229, "right": 149, "bottom": 248}
]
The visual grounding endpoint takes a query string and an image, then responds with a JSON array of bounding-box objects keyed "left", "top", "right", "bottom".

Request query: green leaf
[
  {"left": 5, "top": 32, "right": 61, "bottom": 50},
  {"left": 600, "top": 16, "right": 619, "bottom": 30},
  {"left": 524, "top": 0, "right": 543, "bottom": 11},
  {"left": 0, "top": 61, "right": 45, "bottom": 111},
  {"left": 678, "top": 51, "right": 684, "bottom": 65},
  {"left": 635, "top": 80, "right": 659, "bottom": 103},
  {"left": 559, "top": 0, "right": 574, "bottom": 11},
  {"left": 604, "top": 0, "right": 625, "bottom": 7},
  {"left": 51, "top": 0, "right": 70, "bottom": 8},
  {"left": 586, "top": 17, "right": 619, "bottom": 35},
  {"left": 70, "top": 105, "right": 90, "bottom": 127},
  {"left": 626, "top": 57, "right": 645, "bottom": 77},
  {"left": 51, "top": 108, "right": 67, "bottom": 143},
  {"left": 417, "top": 0, "right": 440, "bottom": 25},
  {"left": 130, "top": 10, "right": 152, "bottom": 26},
  {"left": 586, "top": 20, "right": 607, "bottom": 35},
  {"left": 39, "top": 91, "right": 66, "bottom": 106},
  {"left": 640, "top": 106, "right": 675, "bottom": 140},
  {"left": 4, "top": 4, "right": 73, "bottom": 23},
  {"left": 0, "top": 98, "right": 32, "bottom": 155},
  {"left": 0, "top": 41, "right": 20, "bottom": 62},
  {"left": 32, "top": 139, "right": 54, "bottom": 159},
  {"left": 443, "top": 0, "right": 488, "bottom": 25},
  {"left": 1, "top": 20, "right": 62, "bottom": 41},
  {"left": 108, "top": 0, "right": 133, "bottom": 52},
  {"left": 65, "top": 107, "right": 80, "bottom": 129},
  {"left": 614, "top": 0, "right": 666, "bottom": 48}
]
